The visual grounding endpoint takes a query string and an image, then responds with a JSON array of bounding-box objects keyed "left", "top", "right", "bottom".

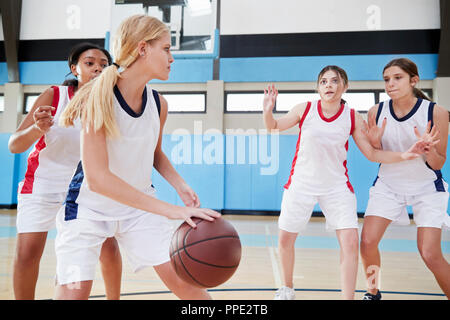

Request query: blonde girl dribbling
[{"left": 55, "top": 15, "right": 220, "bottom": 300}]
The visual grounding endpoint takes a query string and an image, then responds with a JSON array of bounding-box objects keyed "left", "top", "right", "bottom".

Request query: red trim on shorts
[
  {"left": 284, "top": 102, "right": 311, "bottom": 190},
  {"left": 20, "top": 86, "right": 60, "bottom": 194}
]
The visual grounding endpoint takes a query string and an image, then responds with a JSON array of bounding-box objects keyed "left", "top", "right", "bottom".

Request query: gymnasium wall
[{"left": 0, "top": 0, "right": 449, "bottom": 216}]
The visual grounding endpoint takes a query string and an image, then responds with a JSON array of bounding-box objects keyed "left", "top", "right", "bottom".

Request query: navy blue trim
[
  {"left": 113, "top": 85, "right": 147, "bottom": 118},
  {"left": 372, "top": 164, "right": 381, "bottom": 186},
  {"left": 375, "top": 102, "right": 384, "bottom": 125},
  {"left": 389, "top": 98, "right": 422, "bottom": 122},
  {"left": 428, "top": 101, "right": 436, "bottom": 127},
  {"left": 64, "top": 161, "right": 85, "bottom": 221},
  {"left": 152, "top": 89, "right": 161, "bottom": 117},
  {"left": 425, "top": 162, "right": 446, "bottom": 192}
]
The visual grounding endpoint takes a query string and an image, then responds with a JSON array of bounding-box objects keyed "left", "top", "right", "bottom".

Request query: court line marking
[
  {"left": 265, "top": 224, "right": 282, "bottom": 289},
  {"left": 83, "top": 288, "right": 445, "bottom": 299}
]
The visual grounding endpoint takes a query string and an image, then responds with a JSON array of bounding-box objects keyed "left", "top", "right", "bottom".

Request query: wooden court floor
[{"left": 0, "top": 209, "right": 448, "bottom": 300}]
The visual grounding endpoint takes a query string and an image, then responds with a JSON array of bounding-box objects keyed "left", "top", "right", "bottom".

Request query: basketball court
[
  {"left": 0, "top": 0, "right": 449, "bottom": 303},
  {"left": 0, "top": 210, "right": 447, "bottom": 300}
]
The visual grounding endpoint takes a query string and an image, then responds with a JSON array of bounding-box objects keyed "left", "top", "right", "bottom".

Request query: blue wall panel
[
  {"left": 11, "top": 58, "right": 214, "bottom": 85},
  {"left": 0, "top": 134, "right": 15, "bottom": 204},
  {"left": 4, "top": 133, "right": 450, "bottom": 216}
]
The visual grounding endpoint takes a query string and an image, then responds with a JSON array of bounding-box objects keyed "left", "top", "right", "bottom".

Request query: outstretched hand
[
  {"left": 263, "top": 84, "right": 278, "bottom": 113},
  {"left": 361, "top": 112, "right": 386, "bottom": 149},
  {"left": 401, "top": 121, "right": 440, "bottom": 160},
  {"left": 414, "top": 120, "right": 440, "bottom": 152}
]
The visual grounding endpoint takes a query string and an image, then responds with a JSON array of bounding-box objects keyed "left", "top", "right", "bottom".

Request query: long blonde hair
[{"left": 60, "top": 15, "right": 169, "bottom": 137}]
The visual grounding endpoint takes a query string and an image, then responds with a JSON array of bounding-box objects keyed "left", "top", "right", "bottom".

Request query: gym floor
[{"left": 0, "top": 210, "right": 448, "bottom": 300}]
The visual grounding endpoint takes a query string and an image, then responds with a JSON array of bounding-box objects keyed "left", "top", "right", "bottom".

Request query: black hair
[{"left": 62, "top": 42, "right": 113, "bottom": 87}]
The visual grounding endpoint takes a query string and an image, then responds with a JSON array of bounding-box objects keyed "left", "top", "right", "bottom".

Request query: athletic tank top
[
  {"left": 374, "top": 99, "right": 445, "bottom": 195},
  {"left": 284, "top": 100, "right": 355, "bottom": 195},
  {"left": 64, "top": 85, "right": 161, "bottom": 221},
  {"left": 19, "top": 86, "right": 80, "bottom": 194}
]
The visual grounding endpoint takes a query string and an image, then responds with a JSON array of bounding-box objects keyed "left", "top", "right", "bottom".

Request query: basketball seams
[
  {"left": 169, "top": 218, "right": 242, "bottom": 288},
  {"left": 170, "top": 235, "right": 240, "bottom": 257},
  {"left": 182, "top": 238, "right": 241, "bottom": 268}
]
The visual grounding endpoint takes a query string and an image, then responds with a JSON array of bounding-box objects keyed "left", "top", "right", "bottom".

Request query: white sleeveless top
[
  {"left": 19, "top": 86, "right": 81, "bottom": 194},
  {"left": 284, "top": 100, "right": 355, "bottom": 195},
  {"left": 64, "top": 84, "right": 161, "bottom": 221},
  {"left": 374, "top": 98, "right": 446, "bottom": 195}
]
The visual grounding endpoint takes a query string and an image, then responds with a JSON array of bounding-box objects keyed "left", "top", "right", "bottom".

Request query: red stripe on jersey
[
  {"left": 68, "top": 85, "right": 75, "bottom": 99},
  {"left": 343, "top": 141, "right": 354, "bottom": 193},
  {"left": 350, "top": 108, "right": 355, "bottom": 135},
  {"left": 284, "top": 102, "right": 311, "bottom": 190},
  {"left": 20, "top": 86, "right": 60, "bottom": 194}
]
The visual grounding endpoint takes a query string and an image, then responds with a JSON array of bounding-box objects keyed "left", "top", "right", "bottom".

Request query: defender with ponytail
[
  {"left": 361, "top": 57, "right": 450, "bottom": 300},
  {"left": 262, "top": 65, "right": 434, "bottom": 300}
]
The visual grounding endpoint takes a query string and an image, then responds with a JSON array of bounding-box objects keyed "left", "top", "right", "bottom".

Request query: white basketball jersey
[
  {"left": 19, "top": 86, "right": 81, "bottom": 194},
  {"left": 374, "top": 99, "right": 446, "bottom": 195},
  {"left": 284, "top": 100, "right": 355, "bottom": 195},
  {"left": 64, "top": 85, "right": 161, "bottom": 221}
]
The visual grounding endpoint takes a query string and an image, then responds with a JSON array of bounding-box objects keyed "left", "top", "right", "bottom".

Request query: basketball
[{"left": 169, "top": 217, "right": 242, "bottom": 288}]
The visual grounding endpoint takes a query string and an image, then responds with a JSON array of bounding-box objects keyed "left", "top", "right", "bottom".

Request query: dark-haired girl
[
  {"left": 360, "top": 58, "right": 450, "bottom": 300},
  {"left": 8, "top": 42, "right": 122, "bottom": 300},
  {"left": 263, "top": 65, "right": 437, "bottom": 300}
]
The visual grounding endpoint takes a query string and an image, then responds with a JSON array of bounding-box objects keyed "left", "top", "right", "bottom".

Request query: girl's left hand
[
  {"left": 414, "top": 120, "right": 440, "bottom": 153},
  {"left": 177, "top": 183, "right": 201, "bottom": 208}
]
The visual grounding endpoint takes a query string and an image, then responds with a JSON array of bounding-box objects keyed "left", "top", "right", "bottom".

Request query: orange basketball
[{"left": 169, "top": 217, "right": 242, "bottom": 288}]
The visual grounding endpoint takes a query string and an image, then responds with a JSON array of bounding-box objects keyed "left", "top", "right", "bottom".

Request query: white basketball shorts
[
  {"left": 16, "top": 188, "right": 66, "bottom": 233},
  {"left": 365, "top": 179, "right": 450, "bottom": 229},
  {"left": 55, "top": 205, "right": 174, "bottom": 285},
  {"left": 279, "top": 187, "right": 358, "bottom": 233}
]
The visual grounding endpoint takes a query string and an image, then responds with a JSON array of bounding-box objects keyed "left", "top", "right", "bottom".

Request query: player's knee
[
  {"left": 360, "top": 236, "right": 378, "bottom": 255},
  {"left": 15, "top": 248, "right": 42, "bottom": 267},
  {"left": 278, "top": 233, "right": 296, "bottom": 249},
  {"left": 418, "top": 247, "right": 443, "bottom": 270}
]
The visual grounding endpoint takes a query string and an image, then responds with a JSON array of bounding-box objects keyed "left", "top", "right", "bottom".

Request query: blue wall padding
[
  {"left": 2, "top": 132, "right": 450, "bottom": 217},
  {"left": 0, "top": 58, "right": 215, "bottom": 85}
]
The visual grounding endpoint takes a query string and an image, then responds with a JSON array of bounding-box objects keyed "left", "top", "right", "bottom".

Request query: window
[
  {"left": 24, "top": 94, "right": 40, "bottom": 114},
  {"left": 161, "top": 92, "right": 206, "bottom": 113},
  {"left": 226, "top": 92, "right": 263, "bottom": 112},
  {"left": 342, "top": 92, "right": 375, "bottom": 112},
  {"left": 226, "top": 90, "right": 377, "bottom": 113},
  {"left": 0, "top": 95, "right": 4, "bottom": 112},
  {"left": 275, "top": 93, "right": 320, "bottom": 112}
]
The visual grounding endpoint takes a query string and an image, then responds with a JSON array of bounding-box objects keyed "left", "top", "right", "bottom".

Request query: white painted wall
[
  {"left": 221, "top": 0, "right": 440, "bottom": 35},
  {"left": 20, "top": 0, "right": 111, "bottom": 39}
]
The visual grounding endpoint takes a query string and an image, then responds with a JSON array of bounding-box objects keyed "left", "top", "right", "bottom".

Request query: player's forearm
[
  {"left": 86, "top": 168, "right": 182, "bottom": 219},
  {"left": 154, "top": 150, "right": 186, "bottom": 192},
  {"left": 365, "top": 148, "right": 406, "bottom": 164},
  {"left": 8, "top": 126, "right": 44, "bottom": 154},
  {"left": 263, "top": 111, "right": 277, "bottom": 131},
  {"left": 425, "top": 147, "right": 446, "bottom": 170}
]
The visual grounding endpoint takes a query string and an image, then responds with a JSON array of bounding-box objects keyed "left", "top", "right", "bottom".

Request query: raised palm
[
  {"left": 362, "top": 111, "right": 387, "bottom": 149},
  {"left": 263, "top": 84, "right": 278, "bottom": 113}
]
